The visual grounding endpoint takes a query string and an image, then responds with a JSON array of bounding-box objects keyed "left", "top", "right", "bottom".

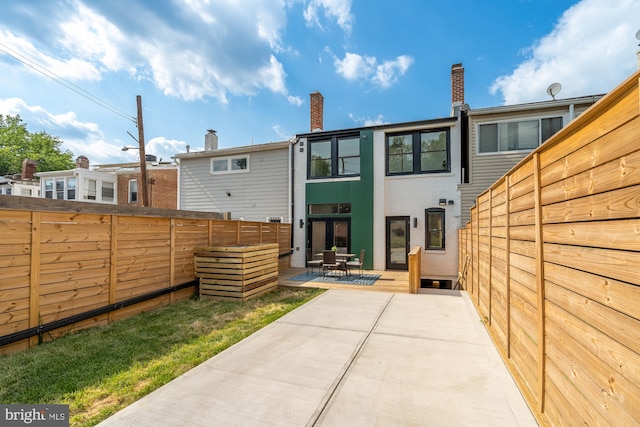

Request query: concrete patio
[{"left": 98, "top": 288, "right": 537, "bottom": 426}]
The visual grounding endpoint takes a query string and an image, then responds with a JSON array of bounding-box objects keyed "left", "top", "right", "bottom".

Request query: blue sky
[{"left": 0, "top": 0, "right": 638, "bottom": 165}]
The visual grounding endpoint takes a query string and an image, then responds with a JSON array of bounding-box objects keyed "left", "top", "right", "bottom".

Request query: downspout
[{"left": 289, "top": 137, "right": 299, "bottom": 254}]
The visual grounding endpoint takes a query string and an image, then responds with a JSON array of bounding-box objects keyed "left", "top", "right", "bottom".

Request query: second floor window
[
  {"left": 211, "top": 156, "right": 249, "bottom": 174},
  {"left": 387, "top": 128, "right": 450, "bottom": 175},
  {"left": 129, "top": 179, "right": 138, "bottom": 203},
  {"left": 309, "top": 135, "right": 360, "bottom": 178},
  {"left": 478, "top": 117, "right": 563, "bottom": 153}
]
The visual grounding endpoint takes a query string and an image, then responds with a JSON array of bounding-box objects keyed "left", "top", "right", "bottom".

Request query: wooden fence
[
  {"left": 458, "top": 70, "right": 640, "bottom": 426},
  {"left": 0, "top": 197, "right": 291, "bottom": 355}
]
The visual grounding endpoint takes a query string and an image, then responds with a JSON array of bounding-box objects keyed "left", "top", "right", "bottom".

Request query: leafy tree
[{"left": 0, "top": 114, "right": 75, "bottom": 176}]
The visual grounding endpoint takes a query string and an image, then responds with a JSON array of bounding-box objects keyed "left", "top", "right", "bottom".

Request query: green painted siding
[{"left": 305, "top": 130, "right": 374, "bottom": 269}]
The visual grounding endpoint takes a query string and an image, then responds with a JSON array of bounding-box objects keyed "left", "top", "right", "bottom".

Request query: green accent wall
[{"left": 306, "top": 129, "right": 374, "bottom": 269}]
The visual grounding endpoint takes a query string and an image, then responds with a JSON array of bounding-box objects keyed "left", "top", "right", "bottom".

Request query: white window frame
[
  {"left": 128, "top": 179, "right": 138, "bottom": 203},
  {"left": 210, "top": 155, "right": 250, "bottom": 175},
  {"left": 475, "top": 115, "right": 563, "bottom": 155}
]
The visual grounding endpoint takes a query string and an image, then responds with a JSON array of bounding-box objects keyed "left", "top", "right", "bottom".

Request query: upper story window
[
  {"left": 102, "top": 182, "right": 114, "bottom": 203},
  {"left": 45, "top": 178, "right": 75, "bottom": 200},
  {"left": 129, "top": 179, "right": 138, "bottom": 203},
  {"left": 67, "top": 178, "right": 76, "bottom": 200},
  {"left": 478, "top": 117, "right": 563, "bottom": 154},
  {"left": 387, "top": 128, "right": 450, "bottom": 175},
  {"left": 84, "top": 179, "right": 97, "bottom": 200},
  {"left": 309, "top": 135, "right": 360, "bottom": 178},
  {"left": 210, "top": 156, "right": 249, "bottom": 174}
]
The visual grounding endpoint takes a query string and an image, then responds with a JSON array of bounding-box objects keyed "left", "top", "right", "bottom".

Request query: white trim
[{"left": 209, "top": 155, "right": 250, "bottom": 175}]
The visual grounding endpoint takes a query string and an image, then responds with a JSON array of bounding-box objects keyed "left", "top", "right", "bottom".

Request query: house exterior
[
  {"left": 291, "top": 91, "right": 463, "bottom": 285},
  {"left": 37, "top": 156, "right": 118, "bottom": 204},
  {"left": 0, "top": 159, "right": 40, "bottom": 197},
  {"left": 94, "top": 160, "right": 178, "bottom": 209},
  {"left": 174, "top": 131, "right": 291, "bottom": 222},
  {"left": 459, "top": 94, "right": 604, "bottom": 224},
  {"left": 35, "top": 155, "right": 178, "bottom": 208}
]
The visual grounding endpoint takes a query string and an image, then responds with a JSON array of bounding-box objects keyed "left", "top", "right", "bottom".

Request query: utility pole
[{"left": 136, "top": 95, "right": 149, "bottom": 207}]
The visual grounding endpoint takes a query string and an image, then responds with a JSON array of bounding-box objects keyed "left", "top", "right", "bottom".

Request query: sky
[{"left": 0, "top": 0, "right": 638, "bottom": 166}]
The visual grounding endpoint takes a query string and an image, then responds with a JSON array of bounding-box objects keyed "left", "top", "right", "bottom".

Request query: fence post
[
  {"left": 29, "top": 212, "right": 41, "bottom": 347},
  {"left": 533, "top": 152, "right": 546, "bottom": 413},
  {"left": 505, "top": 175, "right": 512, "bottom": 359},
  {"left": 109, "top": 215, "right": 117, "bottom": 323},
  {"left": 170, "top": 218, "right": 176, "bottom": 303}
]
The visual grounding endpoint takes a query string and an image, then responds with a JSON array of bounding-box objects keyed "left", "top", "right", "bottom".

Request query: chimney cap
[{"left": 207, "top": 129, "right": 216, "bottom": 134}]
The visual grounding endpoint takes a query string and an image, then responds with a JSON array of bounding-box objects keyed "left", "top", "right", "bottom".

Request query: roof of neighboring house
[
  {"left": 467, "top": 94, "right": 605, "bottom": 116},
  {"left": 173, "top": 140, "right": 289, "bottom": 160},
  {"left": 295, "top": 116, "right": 459, "bottom": 139}
]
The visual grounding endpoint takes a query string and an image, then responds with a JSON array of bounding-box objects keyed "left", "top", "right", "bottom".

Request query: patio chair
[
  {"left": 306, "top": 248, "right": 322, "bottom": 275},
  {"left": 322, "top": 250, "right": 345, "bottom": 277},
  {"left": 346, "top": 249, "right": 365, "bottom": 278}
]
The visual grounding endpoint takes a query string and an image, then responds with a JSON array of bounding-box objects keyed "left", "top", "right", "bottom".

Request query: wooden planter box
[{"left": 194, "top": 244, "right": 279, "bottom": 301}]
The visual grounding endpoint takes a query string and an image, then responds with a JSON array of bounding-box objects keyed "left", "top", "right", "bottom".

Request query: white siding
[
  {"left": 374, "top": 121, "right": 462, "bottom": 280},
  {"left": 180, "top": 147, "right": 290, "bottom": 223}
]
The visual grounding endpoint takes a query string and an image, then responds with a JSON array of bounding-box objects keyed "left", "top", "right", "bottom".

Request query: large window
[
  {"left": 478, "top": 117, "right": 563, "bottom": 153},
  {"left": 210, "top": 156, "right": 249, "bottom": 174},
  {"left": 387, "top": 129, "right": 450, "bottom": 175},
  {"left": 309, "top": 135, "right": 360, "bottom": 178},
  {"left": 425, "top": 208, "right": 445, "bottom": 250},
  {"left": 44, "top": 177, "right": 76, "bottom": 200}
]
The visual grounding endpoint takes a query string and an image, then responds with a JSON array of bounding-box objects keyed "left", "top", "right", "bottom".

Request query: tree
[{"left": 0, "top": 114, "right": 75, "bottom": 176}]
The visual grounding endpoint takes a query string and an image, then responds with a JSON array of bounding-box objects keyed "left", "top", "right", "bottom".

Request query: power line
[{"left": 0, "top": 41, "right": 136, "bottom": 124}]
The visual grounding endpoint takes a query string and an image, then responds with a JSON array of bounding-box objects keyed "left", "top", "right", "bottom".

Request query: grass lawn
[{"left": 0, "top": 287, "right": 324, "bottom": 426}]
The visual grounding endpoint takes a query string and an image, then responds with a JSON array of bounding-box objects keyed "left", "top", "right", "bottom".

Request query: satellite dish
[
  {"left": 636, "top": 29, "right": 640, "bottom": 45},
  {"left": 546, "top": 82, "right": 562, "bottom": 100}
]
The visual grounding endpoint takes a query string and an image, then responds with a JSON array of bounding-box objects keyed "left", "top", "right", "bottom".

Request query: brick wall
[{"left": 116, "top": 168, "right": 177, "bottom": 208}]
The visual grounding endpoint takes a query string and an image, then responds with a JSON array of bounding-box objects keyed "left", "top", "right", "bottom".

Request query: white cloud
[
  {"left": 349, "top": 113, "right": 387, "bottom": 126},
  {"left": 58, "top": 1, "right": 127, "bottom": 72},
  {"left": 372, "top": 55, "right": 413, "bottom": 88},
  {"left": 0, "top": 96, "right": 129, "bottom": 164},
  {"left": 145, "top": 136, "right": 188, "bottom": 162},
  {"left": 287, "top": 95, "right": 304, "bottom": 106},
  {"left": 3, "top": 1, "right": 295, "bottom": 104},
  {"left": 304, "top": 0, "right": 354, "bottom": 32},
  {"left": 272, "top": 124, "right": 292, "bottom": 139},
  {"left": 491, "top": 0, "right": 638, "bottom": 104},
  {"left": 0, "top": 29, "right": 101, "bottom": 80},
  {"left": 335, "top": 52, "right": 414, "bottom": 88}
]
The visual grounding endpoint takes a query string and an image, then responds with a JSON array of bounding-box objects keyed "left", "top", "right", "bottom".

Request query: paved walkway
[{"left": 98, "top": 289, "right": 537, "bottom": 426}]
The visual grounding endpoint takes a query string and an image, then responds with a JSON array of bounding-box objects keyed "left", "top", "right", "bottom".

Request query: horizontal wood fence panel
[
  {"left": 0, "top": 196, "right": 291, "bottom": 354},
  {"left": 543, "top": 219, "right": 640, "bottom": 250},
  {"left": 459, "top": 70, "right": 640, "bottom": 425},
  {"left": 541, "top": 147, "right": 640, "bottom": 207},
  {"left": 544, "top": 262, "right": 640, "bottom": 320},
  {"left": 540, "top": 117, "right": 640, "bottom": 188}
]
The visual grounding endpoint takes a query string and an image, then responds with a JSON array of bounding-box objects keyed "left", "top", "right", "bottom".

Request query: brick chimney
[
  {"left": 21, "top": 159, "right": 37, "bottom": 180},
  {"left": 205, "top": 129, "right": 218, "bottom": 151},
  {"left": 451, "top": 63, "right": 464, "bottom": 115},
  {"left": 75, "top": 155, "right": 90, "bottom": 169},
  {"left": 310, "top": 91, "right": 324, "bottom": 132}
]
